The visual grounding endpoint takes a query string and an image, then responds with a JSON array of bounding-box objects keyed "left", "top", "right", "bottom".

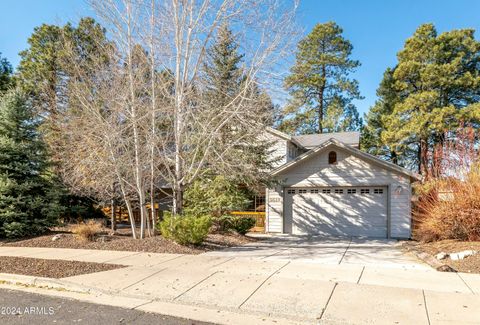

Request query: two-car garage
[
  {"left": 266, "top": 138, "right": 418, "bottom": 239},
  {"left": 283, "top": 186, "right": 388, "bottom": 237}
]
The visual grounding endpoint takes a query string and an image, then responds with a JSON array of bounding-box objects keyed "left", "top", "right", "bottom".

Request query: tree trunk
[
  {"left": 124, "top": 199, "right": 137, "bottom": 239},
  {"left": 172, "top": 184, "right": 183, "bottom": 215},
  {"left": 390, "top": 150, "right": 398, "bottom": 165},
  {"left": 110, "top": 200, "right": 116, "bottom": 232},
  {"left": 318, "top": 92, "right": 324, "bottom": 134},
  {"left": 431, "top": 132, "right": 445, "bottom": 178},
  {"left": 318, "top": 65, "right": 326, "bottom": 134},
  {"left": 150, "top": 194, "right": 156, "bottom": 235},
  {"left": 149, "top": 0, "right": 156, "bottom": 236},
  {"left": 419, "top": 138, "right": 429, "bottom": 179}
]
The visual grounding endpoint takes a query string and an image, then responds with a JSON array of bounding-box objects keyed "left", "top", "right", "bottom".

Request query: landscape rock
[
  {"left": 51, "top": 234, "right": 64, "bottom": 241},
  {"left": 436, "top": 265, "right": 457, "bottom": 272},
  {"left": 97, "top": 235, "right": 111, "bottom": 243},
  {"left": 435, "top": 252, "right": 448, "bottom": 260},
  {"left": 449, "top": 250, "right": 477, "bottom": 261}
]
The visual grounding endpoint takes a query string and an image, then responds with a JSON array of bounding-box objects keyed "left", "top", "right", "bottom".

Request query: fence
[{"left": 230, "top": 211, "right": 266, "bottom": 233}]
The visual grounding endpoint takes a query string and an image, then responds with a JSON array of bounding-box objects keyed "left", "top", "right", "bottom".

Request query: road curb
[{"left": 0, "top": 273, "right": 105, "bottom": 295}]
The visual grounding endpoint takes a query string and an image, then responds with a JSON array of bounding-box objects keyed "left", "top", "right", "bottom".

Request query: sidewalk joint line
[
  {"left": 261, "top": 248, "right": 290, "bottom": 260},
  {"left": 338, "top": 237, "right": 353, "bottom": 265},
  {"left": 319, "top": 282, "right": 337, "bottom": 319},
  {"left": 356, "top": 266, "right": 365, "bottom": 284},
  {"left": 154, "top": 254, "right": 187, "bottom": 266},
  {"left": 456, "top": 272, "right": 475, "bottom": 294},
  {"left": 173, "top": 271, "right": 221, "bottom": 301},
  {"left": 238, "top": 261, "right": 290, "bottom": 309},
  {"left": 212, "top": 257, "right": 235, "bottom": 267},
  {"left": 122, "top": 267, "right": 169, "bottom": 290},
  {"left": 422, "top": 289, "right": 431, "bottom": 325},
  {"left": 101, "top": 251, "right": 143, "bottom": 264}
]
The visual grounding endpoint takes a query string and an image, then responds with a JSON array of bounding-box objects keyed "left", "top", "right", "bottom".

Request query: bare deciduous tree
[{"left": 55, "top": 0, "right": 298, "bottom": 238}]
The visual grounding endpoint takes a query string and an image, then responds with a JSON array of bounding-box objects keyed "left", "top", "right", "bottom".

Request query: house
[{"left": 264, "top": 127, "right": 420, "bottom": 239}]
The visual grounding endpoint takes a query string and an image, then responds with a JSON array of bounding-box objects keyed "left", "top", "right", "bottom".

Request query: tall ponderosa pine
[
  {"left": 16, "top": 18, "right": 112, "bottom": 224},
  {"left": 280, "top": 22, "right": 362, "bottom": 134},
  {"left": 379, "top": 24, "right": 480, "bottom": 176},
  {"left": 0, "top": 91, "right": 61, "bottom": 238},
  {"left": 361, "top": 68, "right": 405, "bottom": 165},
  {"left": 18, "top": 17, "right": 109, "bottom": 118}
]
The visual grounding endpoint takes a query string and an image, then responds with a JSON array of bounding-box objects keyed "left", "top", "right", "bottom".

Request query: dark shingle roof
[{"left": 292, "top": 132, "right": 360, "bottom": 149}]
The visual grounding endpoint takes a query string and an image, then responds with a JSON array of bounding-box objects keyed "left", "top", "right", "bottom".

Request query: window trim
[{"left": 328, "top": 151, "right": 337, "bottom": 165}]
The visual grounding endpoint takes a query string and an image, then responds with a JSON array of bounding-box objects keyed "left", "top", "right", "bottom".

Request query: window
[
  {"left": 360, "top": 188, "right": 370, "bottom": 194},
  {"left": 347, "top": 189, "right": 357, "bottom": 194},
  {"left": 328, "top": 151, "right": 337, "bottom": 164},
  {"left": 374, "top": 188, "right": 384, "bottom": 194},
  {"left": 322, "top": 189, "right": 331, "bottom": 194},
  {"left": 299, "top": 189, "right": 307, "bottom": 194},
  {"left": 310, "top": 189, "right": 319, "bottom": 194},
  {"left": 334, "top": 188, "right": 344, "bottom": 194},
  {"left": 287, "top": 189, "right": 295, "bottom": 194}
]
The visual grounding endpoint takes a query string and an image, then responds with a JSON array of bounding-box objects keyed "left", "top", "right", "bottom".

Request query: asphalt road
[{"left": 0, "top": 288, "right": 215, "bottom": 325}]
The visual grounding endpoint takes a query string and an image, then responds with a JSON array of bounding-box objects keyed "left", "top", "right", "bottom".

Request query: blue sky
[{"left": 2, "top": 0, "right": 480, "bottom": 115}]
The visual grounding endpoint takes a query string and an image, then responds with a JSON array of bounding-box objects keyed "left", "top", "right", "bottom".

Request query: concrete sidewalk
[{"left": 1, "top": 246, "right": 480, "bottom": 324}]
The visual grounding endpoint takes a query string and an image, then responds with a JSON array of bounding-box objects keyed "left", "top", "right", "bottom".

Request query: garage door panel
[{"left": 287, "top": 187, "right": 388, "bottom": 238}]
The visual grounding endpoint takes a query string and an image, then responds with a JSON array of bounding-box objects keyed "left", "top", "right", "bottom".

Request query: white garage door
[{"left": 284, "top": 187, "right": 388, "bottom": 237}]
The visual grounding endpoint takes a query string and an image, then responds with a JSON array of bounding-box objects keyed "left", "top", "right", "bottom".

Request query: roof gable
[{"left": 271, "top": 138, "right": 421, "bottom": 181}]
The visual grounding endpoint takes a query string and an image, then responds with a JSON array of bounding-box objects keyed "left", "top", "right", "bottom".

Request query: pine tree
[
  {"left": 200, "top": 24, "right": 275, "bottom": 187},
  {"left": 0, "top": 53, "right": 13, "bottom": 94},
  {"left": 204, "top": 24, "right": 275, "bottom": 123},
  {"left": 0, "top": 90, "right": 61, "bottom": 238},
  {"left": 381, "top": 24, "right": 480, "bottom": 176},
  {"left": 361, "top": 68, "right": 405, "bottom": 165},
  {"left": 280, "top": 22, "right": 362, "bottom": 134},
  {"left": 204, "top": 24, "right": 245, "bottom": 106}
]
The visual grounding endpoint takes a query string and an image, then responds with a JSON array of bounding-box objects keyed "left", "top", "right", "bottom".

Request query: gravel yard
[
  {"left": 407, "top": 240, "right": 480, "bottom": 274},
  {"left": 0, "top": 256, "right": 124, "bottom": 278},
  {"left": 0, "top": 227, "right": 258, "bottom": 255}
]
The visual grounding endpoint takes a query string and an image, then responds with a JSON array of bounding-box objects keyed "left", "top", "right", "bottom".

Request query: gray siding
[
  {"left": 266, "top": 186, "right": 284, "bottom": 232},
  {"left": 267, "top": 145, "right": 412, "bottom": 238}
]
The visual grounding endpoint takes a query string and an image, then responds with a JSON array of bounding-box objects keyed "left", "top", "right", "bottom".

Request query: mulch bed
[
  {"left": 0, "top": 227, "right": 258, "bottom": 255},
  {"left": 0, "top": 256, "right": 124, "bottom": 278},
  {"left": 406, "top": 240, "right": 480, "bottom": 274}
]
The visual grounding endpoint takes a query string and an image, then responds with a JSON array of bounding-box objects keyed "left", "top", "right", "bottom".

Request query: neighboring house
[{"left": 264, "top": 127, "right": 420, "bottom": 239}]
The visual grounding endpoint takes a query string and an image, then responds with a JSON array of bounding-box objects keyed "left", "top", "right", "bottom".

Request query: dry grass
[
  {"left": 414, "top": 165, "right": 480, "bottom": 242},
  {"left": 70, "top": 220, "right": 103, "bottom": 242}
]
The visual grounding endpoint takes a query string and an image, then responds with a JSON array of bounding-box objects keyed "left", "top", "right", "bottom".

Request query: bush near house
[
  {"left": 216, "top": 215, "right": 256, "bottom": 235},
  {"left": 413, "top": 164, "right": 480, "bottom": 242},
  {"left": 158, "top": 213, "right": 212, "bottom": 245},
  {"left": 183, "top": 176, "right": 250, "bottom": 217}
]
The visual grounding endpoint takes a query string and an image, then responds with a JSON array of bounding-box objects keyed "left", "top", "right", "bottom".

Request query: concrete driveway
[{"left": 205, "top": 234, "right": 428, "bottom": 269}]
